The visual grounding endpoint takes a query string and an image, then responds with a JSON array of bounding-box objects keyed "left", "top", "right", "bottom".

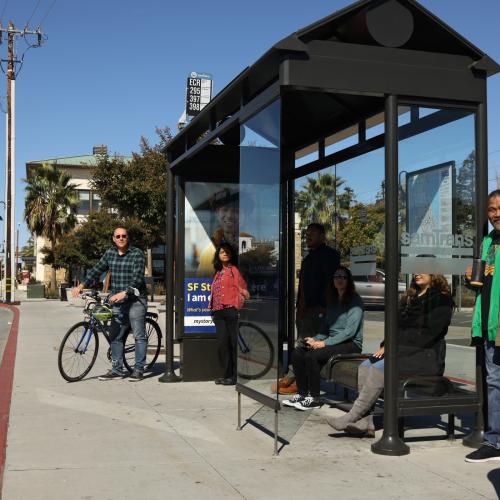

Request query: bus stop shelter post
[
  {"left": 371, "top": 94, "right": 410, "bottom": 456},
  {"left": 464, "top": 100, "right": 488, "bottom": 446},
  {"left": 159, "top": 168, "right": 181, "bottom": 383}
]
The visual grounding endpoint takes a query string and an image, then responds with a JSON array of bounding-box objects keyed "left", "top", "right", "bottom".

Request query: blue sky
[{"left": 1, "top": 0, "right": 499, "bottom": 247}]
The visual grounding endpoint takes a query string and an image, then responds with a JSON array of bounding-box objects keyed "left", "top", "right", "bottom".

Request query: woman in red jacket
[{"left": 209, "top": 243, "right": 250, "bottom": 385}]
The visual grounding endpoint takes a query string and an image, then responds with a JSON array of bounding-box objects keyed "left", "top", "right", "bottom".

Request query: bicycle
[
  {"left": 57, "top": 291, "right": 162, "bottom": 382},
  {"left": 237, "top": 321, "right": 274, "bottom": 380}
]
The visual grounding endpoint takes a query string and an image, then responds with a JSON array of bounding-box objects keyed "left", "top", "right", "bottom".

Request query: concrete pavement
[{"left": 1, "top": 298, "right": 500, "bottom": 499}]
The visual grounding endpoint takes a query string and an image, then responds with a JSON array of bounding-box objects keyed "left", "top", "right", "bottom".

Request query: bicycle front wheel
[
  {"left": 58, "top": 321, "right": 99, "bottom": 382},
  {"left": 123, "top": 318, "right": 162, "bottom": 372},
  {"left": 237, "top": 322, "right": 274, "bottom": 380}
]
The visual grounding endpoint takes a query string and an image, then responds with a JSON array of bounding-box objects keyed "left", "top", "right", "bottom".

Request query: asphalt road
[{"left": 0, "top": 307, "right": 13, "bottom": 364}]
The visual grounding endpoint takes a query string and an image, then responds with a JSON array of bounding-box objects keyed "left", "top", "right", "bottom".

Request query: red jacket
[{"left": 209, "top": 265, "right": 249, "bottom": 310}]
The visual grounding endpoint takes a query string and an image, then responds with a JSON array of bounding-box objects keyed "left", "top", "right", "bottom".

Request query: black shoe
[
  {"left": 294, "top": 396, "right": 322, "bottom": 411},
  {"left": 220, "top": 377, "right": 236, "bottom": 385},
  {"left": 98, "top": 370, "right": 125, "bottom": 381},
  {"left": 214, "top": 378, "right": 224, "bottom": 385},
  {"left": 465, "top": 444, "right": 500, "bottom": 463},
  {"left": 128, "top": 370, "right": 144, "bottom": 382}
]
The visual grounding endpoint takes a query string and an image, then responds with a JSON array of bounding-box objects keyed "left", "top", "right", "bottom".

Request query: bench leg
[
  {"left": 447, "top": 413, "right": 455, "bottom": 441},
  {"left": 398, "top": 417, "right": 405, "bottom": 439}
]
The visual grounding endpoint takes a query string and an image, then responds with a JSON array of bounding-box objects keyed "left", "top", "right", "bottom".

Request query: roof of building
[{"left": 26, "top": 154, "right": 131, "bottom": 167}]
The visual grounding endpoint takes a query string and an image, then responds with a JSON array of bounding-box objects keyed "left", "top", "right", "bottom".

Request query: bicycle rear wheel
[
  {"left": 58, "top": 321, "right": 99, "bottom": 382},
  {"left": 237, "top": 322, "right": 274, "bottom": 380},
  {"left": 123, "top": 317, "right": 162, "bottom": 372}
]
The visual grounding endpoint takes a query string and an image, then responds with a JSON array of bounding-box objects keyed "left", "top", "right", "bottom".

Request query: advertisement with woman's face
[{"left": 184, "top": 183, "right": 239, "bottom": 334}]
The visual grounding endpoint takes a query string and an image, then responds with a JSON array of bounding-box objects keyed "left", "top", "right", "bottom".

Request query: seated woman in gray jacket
[{"left": 283, "top": 266, "right": 364, "bottom": 411}]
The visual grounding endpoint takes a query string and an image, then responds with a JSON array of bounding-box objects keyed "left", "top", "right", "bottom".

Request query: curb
[{"left": 0, "top": 304, "right": 20, "bottom": 497}]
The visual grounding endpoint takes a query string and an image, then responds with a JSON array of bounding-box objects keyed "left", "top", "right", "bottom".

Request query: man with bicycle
[{"left": 71, "top": 226, "right": 148, "bottom": 381}]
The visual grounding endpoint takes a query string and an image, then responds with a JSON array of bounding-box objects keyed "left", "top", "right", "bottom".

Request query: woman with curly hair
[
  {"left": 283, "top": 266, "right": 364, "bottom": 410},
  {"left": 209, "top": 243, "right": 249, "bottom": 385},
  {"left": 326, "top": 272, "right": 453, "bottom": 437}
]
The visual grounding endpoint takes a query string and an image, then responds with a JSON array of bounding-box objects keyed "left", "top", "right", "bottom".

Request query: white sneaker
[
  {"left": 294, "top": 396, "right": 322, "bottom": 411},
  {"left": 282, "top": 394, "right": 305, "bottom": 407}
]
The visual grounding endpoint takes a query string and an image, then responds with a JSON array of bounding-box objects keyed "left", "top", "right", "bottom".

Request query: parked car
[{"left": 353, "top": 269, "right": 406, "bottom": 307}]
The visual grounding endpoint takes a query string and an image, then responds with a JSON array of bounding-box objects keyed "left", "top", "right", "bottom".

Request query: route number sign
[{"left": 186, "top": 72, "right": 213, "bottom": 118}]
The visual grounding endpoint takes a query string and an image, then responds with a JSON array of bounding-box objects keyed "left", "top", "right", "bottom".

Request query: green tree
[
  {"left": 90, "top": 127, "right": 171, "bottom": 247},
  {"left": 455, "top": 151, "right": 475, "bottom": 237},
  {"left": 44, "top": 211, "right": 149, "bottom": 280},
  {"left": 23, "top": 163, "right": 78, "bottom": 290},
  {"left": 295, "top": 172, "right": 346, "bottom": 244},
  {"left": 337, "top": 202, "right": 385, "bottom": 263}
]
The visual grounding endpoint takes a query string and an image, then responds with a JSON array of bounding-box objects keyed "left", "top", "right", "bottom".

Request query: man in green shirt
[
  {"left": 465, "top": 190, "right": 500, "bottom": 462},
  {"left": 72, "top": 226, "right": 148, "bottom": 381}
]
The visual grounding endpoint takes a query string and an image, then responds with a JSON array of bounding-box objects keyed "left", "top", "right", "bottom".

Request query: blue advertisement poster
[{"left": 184, "top": 277, "right": 215, "bottom": 334}]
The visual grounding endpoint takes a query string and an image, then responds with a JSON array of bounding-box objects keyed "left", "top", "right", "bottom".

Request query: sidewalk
[{"left": 1, "top": 299, "right": 500, "bottom": 499}]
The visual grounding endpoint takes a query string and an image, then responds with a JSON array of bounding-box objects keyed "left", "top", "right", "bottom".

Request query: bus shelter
[{"left": 164, "top": 0, "right": 499, "bottom": 455}]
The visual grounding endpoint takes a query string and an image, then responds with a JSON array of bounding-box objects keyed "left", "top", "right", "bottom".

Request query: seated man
[
  {"left": 325, "top": 272, "right": 453, "bottom": 437},
  {"left": 282, "top": 266, "right": 364, "bottom": 410}
]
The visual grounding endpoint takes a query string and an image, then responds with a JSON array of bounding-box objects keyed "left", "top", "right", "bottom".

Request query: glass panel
[
  {"left": 335, "top": 147, "right": 387, "bottom": 353},
  {"left": 295, "top": 143, "right": 319, "bottom": 168},
  {"left": 398, "top": 105, "right": 477, "bottom": 402},
  {"left": 183, "top": 181, "right": 239, "bottom": 335},
  {"left": 238, "top": 99, "right": 280, "bottom": 394},
  {"left": 366, "top": 112, "right": 384, "bottom": 140},
  {"left": 77, "top": 190, "right": 90, "bottom": 215},
  {"left": 325, "top": 125, "right": 358, "bottom": 156},
  {"left": 294, "top": 145, "right": 386, "bottom": 357}
]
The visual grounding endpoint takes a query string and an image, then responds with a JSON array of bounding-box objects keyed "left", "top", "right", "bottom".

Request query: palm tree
[
  {"left": 295, "top": 172, "right": 346, "bottom": 243},
  {"left": 23, "top": 163, "right": 79, "bottom": 291}
]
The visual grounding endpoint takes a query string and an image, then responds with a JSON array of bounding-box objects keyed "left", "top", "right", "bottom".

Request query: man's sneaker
[
  {"left": 294, "top": 396, "right": 322, "bottom": 411},
  {"left": 128, "top": 370, "right": 144, "bottom": 382},
  {"left": 465, "top": 444, "right": 500, "bottom": 463},
  {"left": 98, "top": 370, "right": 124, "bottom": 381},
  {"left": 282, "top": 394, "right": 305, "bottom": 407}
]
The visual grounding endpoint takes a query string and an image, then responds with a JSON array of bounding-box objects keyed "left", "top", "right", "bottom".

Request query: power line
[
  {"left": 38, "top": 0, "right": 56, "bottom": 26},
  {"left": 25, "top": 0, "right": 42, "bottom": 28},
  {"left": 0, "top": 0, "right": 9, "bottom": 23}
]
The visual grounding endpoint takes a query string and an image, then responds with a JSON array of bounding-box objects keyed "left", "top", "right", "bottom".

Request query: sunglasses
[
  {"left": 114, "top": 234, "right": 128, "bottom": 240},
  {"left": 333, "top": 275, "right": 348, "bottom": 280}
]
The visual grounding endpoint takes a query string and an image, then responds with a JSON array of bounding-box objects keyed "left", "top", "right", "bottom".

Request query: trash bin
[
  {"left": 27, "top": 284, "right": 45, "bottom": 299},
  {"left": 59, "top": 283, "right": 69, "bottom": 301}
]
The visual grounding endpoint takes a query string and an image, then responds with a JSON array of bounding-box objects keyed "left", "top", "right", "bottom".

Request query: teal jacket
[{"left": 314, "top": 293, "right": 364, "bottom": 349}]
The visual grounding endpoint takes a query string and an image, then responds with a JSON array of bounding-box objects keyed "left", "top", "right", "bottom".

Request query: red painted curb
[{"left": 0, "top": 304, "right": 20, "bottom": 493}]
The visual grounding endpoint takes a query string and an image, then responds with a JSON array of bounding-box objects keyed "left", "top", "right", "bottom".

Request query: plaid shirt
[{"left": 84, "top": 245, "right": 147, "bottom": 297}]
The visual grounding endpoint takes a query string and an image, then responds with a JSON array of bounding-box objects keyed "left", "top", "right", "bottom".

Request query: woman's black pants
[
  {"left": 292, "top": 342, "right": 361, "bottom": 397},
  {"left": 212, "top": 307, "right": 239, "bottom": 379}
]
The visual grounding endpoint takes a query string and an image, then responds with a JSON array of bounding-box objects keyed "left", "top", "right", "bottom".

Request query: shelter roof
[{"left": 167, "top": 0, "right": 499, "bottom": 162}]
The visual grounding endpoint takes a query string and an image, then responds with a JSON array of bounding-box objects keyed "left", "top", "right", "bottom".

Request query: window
[{"left": 77, "top": 190, "right": 90, "bottom": 215}]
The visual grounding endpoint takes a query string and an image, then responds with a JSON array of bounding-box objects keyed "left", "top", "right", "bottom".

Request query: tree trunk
[{"left": 50, "top": 240, "right": 57, "bottom": 291}]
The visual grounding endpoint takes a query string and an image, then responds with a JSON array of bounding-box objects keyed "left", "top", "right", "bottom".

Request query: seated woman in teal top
[{"left": 283, "top": 266, "right": 364, "bottom": 411}]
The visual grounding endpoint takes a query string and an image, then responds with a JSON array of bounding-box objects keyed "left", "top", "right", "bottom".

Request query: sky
[{"left": 0, "top": 0, "right": 499, "bottom": 248}]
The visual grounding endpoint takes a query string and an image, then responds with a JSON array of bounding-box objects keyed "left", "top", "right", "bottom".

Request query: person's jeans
[
  {"left": 484, "top": 340, "right": 500, "bottom": 448},
  {"left": 292, "top": 341, "right": 361, "bottom": 397},
  {"left": 109, "top": 296, "right": 148, "bottom": 374}
]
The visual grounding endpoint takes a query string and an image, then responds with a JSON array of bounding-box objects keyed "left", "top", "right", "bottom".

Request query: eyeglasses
[
  {"left": 114, "top": 234, "right": 128, "bottom": 240},
  {"left": 333, "top": 275, "right": 348, "bottom": 280}
]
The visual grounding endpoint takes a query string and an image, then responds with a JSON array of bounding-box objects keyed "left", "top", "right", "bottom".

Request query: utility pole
[{"left": 1, "top": 22, "right": 43, "bottom": 303}]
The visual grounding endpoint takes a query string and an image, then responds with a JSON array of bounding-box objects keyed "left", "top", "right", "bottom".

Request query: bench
[{"left": 320, "top": 353, "right": 463, "bottom": 440}]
